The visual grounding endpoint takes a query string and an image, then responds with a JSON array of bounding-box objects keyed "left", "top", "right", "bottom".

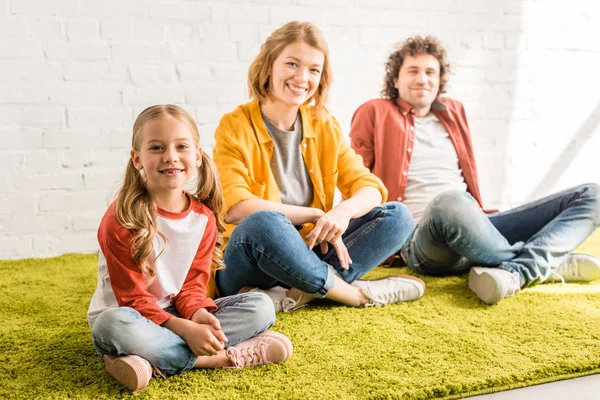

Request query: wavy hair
[
  {"left": 382, "top": 35, "right": 451, "bottom": 100},
  {"left": 248, "top": 21, "right": 332, "bottom": 112},
  {"left": 115, "top": 105, "right": 226, "bottom": 284}
]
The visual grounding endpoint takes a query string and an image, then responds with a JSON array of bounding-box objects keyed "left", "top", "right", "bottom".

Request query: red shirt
[
  {"left": 88, "top": 195, "right": 217, "bottom": 328},
  {"left": 350, "top": 97, "right": 488, "bottom": 210}
]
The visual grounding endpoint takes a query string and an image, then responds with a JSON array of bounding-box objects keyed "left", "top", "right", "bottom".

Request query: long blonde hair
[
  {"left": 115, "top": 105, "right": 226, "bottom": 283},
  {"left": 248, "top": 21, "right": 332, "bottom": 112}
]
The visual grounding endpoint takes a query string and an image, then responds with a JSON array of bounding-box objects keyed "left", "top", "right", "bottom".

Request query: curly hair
[
  {"left": 248, "top": 21, "right": 332, "bottom": 111},
  {"left": 381, "top": 35, "right": 451, "bottom": 100}
]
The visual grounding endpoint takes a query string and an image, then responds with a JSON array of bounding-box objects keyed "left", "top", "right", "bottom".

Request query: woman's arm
[
  {"left": 306, "top": 186, "right": 381, "bottom": 250},
  {"left": 225, "top": 198, "right": 324, "bottom": 225}
]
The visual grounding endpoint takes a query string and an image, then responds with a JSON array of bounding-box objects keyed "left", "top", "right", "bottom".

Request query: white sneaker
[
  {"left": 239, "top": 286, "right": 301, "bottom": 313},
  {"left": 353, "top": 275, "right": 425, "bottom": 306},
  {"left": 468, "top": 267, "right": 521, "bottom": 305},
  {"left": 548, "top": 253, "right": 600, "bottom": 282}
]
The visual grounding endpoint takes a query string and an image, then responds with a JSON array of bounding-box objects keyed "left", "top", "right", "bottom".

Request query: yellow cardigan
[{"left": 213, "top": 99, "right": 388, "bottom": 242}]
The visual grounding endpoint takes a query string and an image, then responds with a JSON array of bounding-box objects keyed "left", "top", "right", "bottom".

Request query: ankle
[
  {"left": 356, "top": 288, "right": 370, "bottom": 307},
  {"left": 193, "top": 350, "right": 230, "bottom": 369}
]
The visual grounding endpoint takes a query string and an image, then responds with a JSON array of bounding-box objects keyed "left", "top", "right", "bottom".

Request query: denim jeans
[
  {"left": 91, "top": 292, "right": 275, "bottom": 376},
  {"left": 217, "top": 202, "right": 414, "bottom": 297},
  {"left": 401, "top": 184, "right": 600, "bottom": 287}
]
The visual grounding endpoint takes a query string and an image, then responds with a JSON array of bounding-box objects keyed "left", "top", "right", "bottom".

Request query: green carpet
[{"left": 2, "top": 230, "right": 600, "bottom": 400}]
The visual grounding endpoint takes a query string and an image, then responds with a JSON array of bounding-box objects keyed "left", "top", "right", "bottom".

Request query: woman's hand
[
  {"left": 306, "top": 207, "right": 353, "bottom": 269},
  {"left": 306, "top": 207, "right": 351, "bottom": 250}
]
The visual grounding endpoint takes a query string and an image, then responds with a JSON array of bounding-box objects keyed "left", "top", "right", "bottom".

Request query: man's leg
[
  {"left": 488, "top": 183, "right": 600, "bottom": 286},
  {"left": 401, "top": 190, "right": 524, "bottom": 276}
]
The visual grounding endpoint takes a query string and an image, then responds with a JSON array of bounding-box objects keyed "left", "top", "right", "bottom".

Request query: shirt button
[
  {"left": 303, "top": 143, "right": 307, "bottom": 148},
  {"left": 410, "top": 126, "right": 415, "bottom": 131},
  {"left": 397, "top": 196, "right": 403, "bottom": 201},
  {"left": 402, "top": 171, "right": 408, "bottom": 176},
  {"left": 309, "top": 169, "right": 314, "bottom": 173},
  {"left": 407, "top": 147, "right": 412, "bottom": 153}
]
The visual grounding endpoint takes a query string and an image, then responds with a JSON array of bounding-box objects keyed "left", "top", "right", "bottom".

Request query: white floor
[{"left": 467, "top": 374, "right": 600, "bottom": 399}]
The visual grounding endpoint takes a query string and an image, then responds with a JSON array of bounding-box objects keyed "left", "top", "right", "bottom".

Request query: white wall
[{"left": 1, "top": 0, "right": 599, "bottom": 259}]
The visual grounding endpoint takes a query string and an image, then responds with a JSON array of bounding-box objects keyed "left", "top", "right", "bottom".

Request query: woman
[{"left": 213, "top": 21, "right": 423, "bottom": 312}]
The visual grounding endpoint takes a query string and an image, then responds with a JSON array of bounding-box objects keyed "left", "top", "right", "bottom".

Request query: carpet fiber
[{"left": 2, "top": 230, "right": 600, "bottom": 399}]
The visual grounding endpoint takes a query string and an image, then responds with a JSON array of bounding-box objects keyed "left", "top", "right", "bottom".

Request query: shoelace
[
  {"left": 274, "top": 295, "right": 308, "bottom": 312},
  {"left": 504, "top": 273, "right": 522, "bottom": 298},
  {"left": 557, "top": 259, "right": 580, "bottom": 278},
  {"left": 549, "top": 271, "right": 566, "bottom": 286},
  {"left": 361, "top": 287, "right": 404, "bottom": 307},
  {"left": 226, "top": 344, "right": 267, "bottom": 368}
]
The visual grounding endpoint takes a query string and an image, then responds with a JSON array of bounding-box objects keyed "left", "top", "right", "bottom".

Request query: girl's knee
[
  {"left": 243, "top": 292, "right": 276, "bottom": 331},
  {"left": 92, "top": 307, "right": 141, "bottom": 339}
]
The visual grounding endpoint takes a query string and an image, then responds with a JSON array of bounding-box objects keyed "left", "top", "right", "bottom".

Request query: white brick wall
[{"left": 1, "top": 0, "right": 599, "bottom": 259}]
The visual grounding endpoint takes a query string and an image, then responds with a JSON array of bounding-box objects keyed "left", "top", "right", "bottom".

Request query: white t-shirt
[{"left": 403, "top": 113, "right": 467, "bottom": 222}]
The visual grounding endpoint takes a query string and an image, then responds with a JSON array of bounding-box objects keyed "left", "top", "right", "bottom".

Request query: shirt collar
[
  {"left": 249, "top": 99, "right": 315, "bottom": 142},
  {"left": 394, "top": 97, "right": 448, "bottom": 117}
]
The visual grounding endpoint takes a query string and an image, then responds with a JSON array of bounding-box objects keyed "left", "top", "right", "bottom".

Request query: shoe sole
[
  {"left": 256, "top": 331, "right": 294, "bottom": 361},
  {"left": 104, "top": 355, "right": 151, "bottom": 392},
  {"left": 468, "top": 268, "right": 503, "bottom": 305}
]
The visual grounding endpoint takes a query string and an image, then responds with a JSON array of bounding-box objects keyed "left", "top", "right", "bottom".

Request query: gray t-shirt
[{"left": 262, "top": 114, "right": 314, "bottom": 207}]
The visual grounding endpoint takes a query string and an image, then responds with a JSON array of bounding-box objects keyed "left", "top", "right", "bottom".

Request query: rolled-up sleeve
[
  {"left": 349, "top": 102, "right": 376, "bottom": 169},
  {"left": 330, "top": 116, "right": 388, "bottom": 203},
  {"left": 213, "top": 115, "right": 257, "bottom": 215}
]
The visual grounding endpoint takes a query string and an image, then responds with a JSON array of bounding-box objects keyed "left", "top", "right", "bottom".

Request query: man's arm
[{"left": 349, "top": 102, "right": 376, "bottom": 169}]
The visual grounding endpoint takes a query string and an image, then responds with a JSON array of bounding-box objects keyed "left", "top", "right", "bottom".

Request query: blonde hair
[
  {"left": 115, "top": 105, "right": 226, "bottom": 284},
  {"left": 248, "top": 21, "right": 332, "bottom": 111}
]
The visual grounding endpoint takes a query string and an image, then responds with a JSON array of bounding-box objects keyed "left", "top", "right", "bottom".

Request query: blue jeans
[
  {"left": 91, "top": 292, "right": 275, "bottom": 376},
  {"left": 217, "top": 202, "right": 414, "bottom": 297},
  {"left": 401, "top": 184, "right": 600, "bottom": 287}
]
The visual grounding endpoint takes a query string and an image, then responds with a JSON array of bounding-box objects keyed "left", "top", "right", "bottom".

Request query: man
[{"left": 349, "top": 35, "right": 600, "bottom": 304}]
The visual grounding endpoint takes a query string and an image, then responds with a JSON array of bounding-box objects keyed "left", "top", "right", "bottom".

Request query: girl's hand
[
  {"left": 183, "top": 323, "right": 228, "bottom": 357},
  {"left": 306, "top": 208, "right": 351, "bottom": 251},
  {"left": 191, "top": 308, "right": 221, "bottom": 331}
]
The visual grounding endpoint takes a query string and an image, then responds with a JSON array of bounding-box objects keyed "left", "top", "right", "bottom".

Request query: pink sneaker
[
  {"left": 226, "top": 331, "right": 293, "bottom": 368},
  {"left": 104, "top": 354, "right": 153, "bottom": 392}
]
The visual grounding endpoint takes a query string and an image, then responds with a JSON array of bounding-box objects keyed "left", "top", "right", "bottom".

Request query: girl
[
  {"left": 213, "top": 21, "right": 425, "bottom": 312},
  {"left": 88, "top": 105, "right": 293, "bottom": 392}
]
